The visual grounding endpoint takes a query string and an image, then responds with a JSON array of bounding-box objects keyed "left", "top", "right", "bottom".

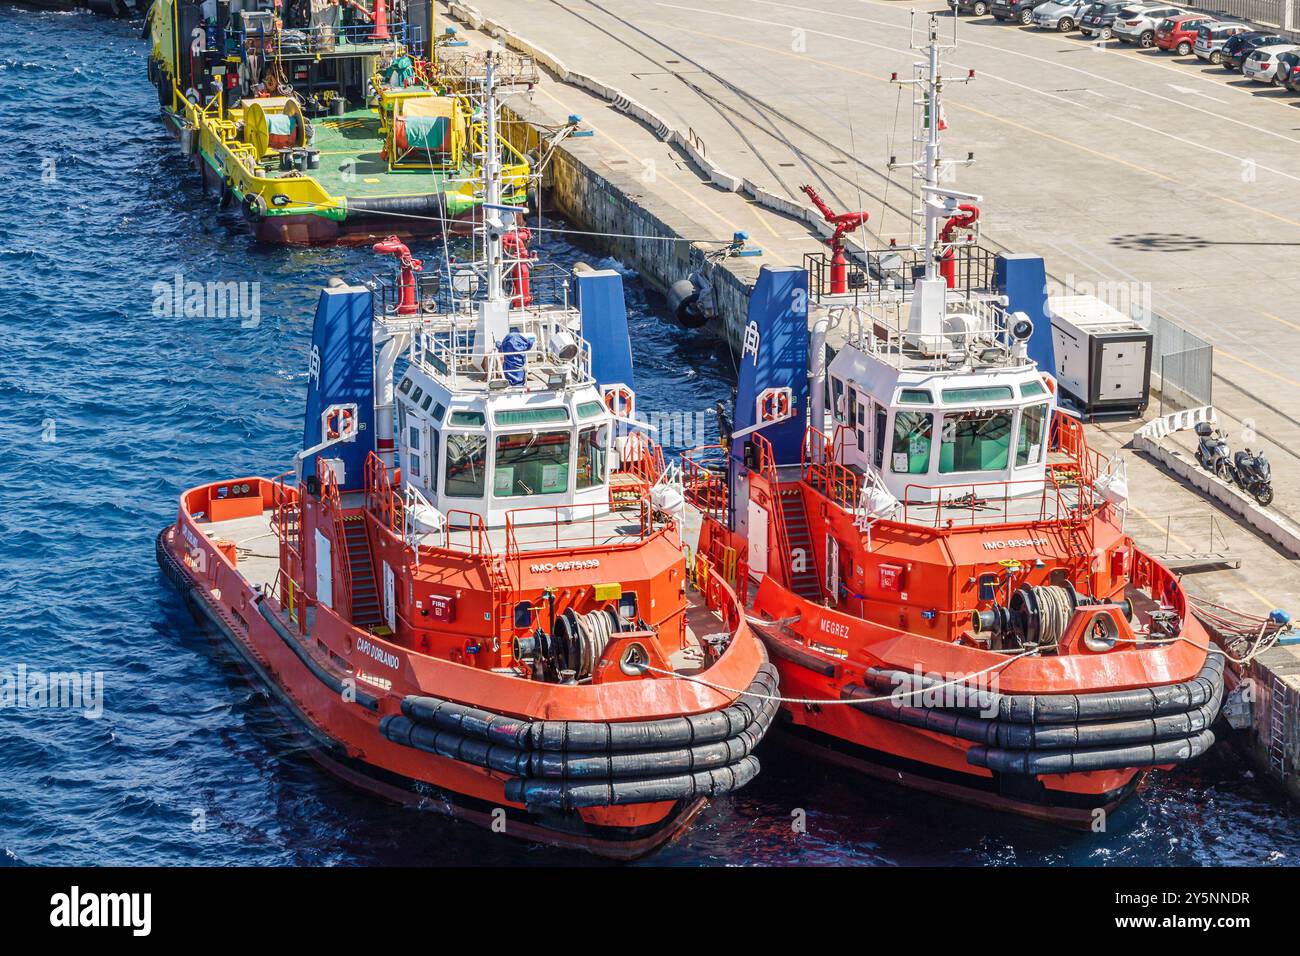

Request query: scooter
[
  {"left": 1194, "top": 422, "right": 1232, "bottom": 480},
  {"left": 1229, "top": 448, "right": 1274, "bottom": 507}
]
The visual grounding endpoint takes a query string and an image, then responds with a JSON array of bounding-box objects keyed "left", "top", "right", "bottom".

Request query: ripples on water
[{"left": 0, "top": 8, "right": 1295, "bottom": 866}]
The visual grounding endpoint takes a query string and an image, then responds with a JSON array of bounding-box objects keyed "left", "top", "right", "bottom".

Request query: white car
[
  {"left": 1112, "top": 4, "right": 1184, "bottom": 46},
  {"left": 1243, "top": 43, "right": 1300, "bottom": 82}
]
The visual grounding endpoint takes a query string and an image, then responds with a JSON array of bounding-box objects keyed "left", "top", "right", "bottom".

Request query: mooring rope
[{"left": 641, "top": 645, "right": 1040, "bottom": 707}]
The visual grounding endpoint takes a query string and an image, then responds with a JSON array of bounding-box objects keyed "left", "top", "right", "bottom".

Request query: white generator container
[{"left": 1048, "top": 295, "right": 1152, "bottom": 417}]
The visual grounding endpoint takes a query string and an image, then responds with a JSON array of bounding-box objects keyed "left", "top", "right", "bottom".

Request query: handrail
[
  {"left": 681, "top": 445, "right": 728, "bottom": 520},
  {"left": 364, "top": 451, "right": 494, "bottom": 557},
  {"left": 618, "top": 430, "right": 665, "bottom": 486},
  {"left": 503, "top": 500, "right": 653, "bottom": 559},
  {"left": 752, "top": 433, "right": 794, "bottom": 590},
  {"left": 802, "top": 425, "right": 861, "bottom": 512},
  {"left": 316, "top": 457, "right": 353, "bottom": 611}
]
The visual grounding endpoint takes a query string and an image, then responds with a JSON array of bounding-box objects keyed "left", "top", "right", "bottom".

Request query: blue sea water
[{"left": 0, "top": 8, "right": 1296, "bottom": 866}]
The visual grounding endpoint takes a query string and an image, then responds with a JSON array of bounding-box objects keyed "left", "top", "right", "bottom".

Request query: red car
[{"left": 1155, "top": 13, "right": 1217, "bottom": 55}]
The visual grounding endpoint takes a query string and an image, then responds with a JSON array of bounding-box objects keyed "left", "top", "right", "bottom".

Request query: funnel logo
[
  {"left": 308, "top": 345, "right": 321, "bottom": 390},
  {"left": 741, "top": 321, "right": 761, "bottom": 365}
]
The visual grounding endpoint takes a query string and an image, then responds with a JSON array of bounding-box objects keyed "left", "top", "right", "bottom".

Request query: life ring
[
  {"left": 758, "top": 388, "right": 792, "bottom": 423},
  {"left": 603, "top": 385, "right": 635, "bottom": 419},
  {"left": 325, "top": 407, "right": 354, "bottom": 441}
]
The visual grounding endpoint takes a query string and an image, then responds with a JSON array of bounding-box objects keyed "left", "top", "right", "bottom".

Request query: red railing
[
  {"left": 681, "top": 444, "right": 729, "bottom": 520},
  {"left": 503, "top": 500, "right": 653, "bottom": 559},
  {"left": 316, "top": 457, "right": 353, "bottom": 613},
  {"left": 618, "top": 430, "right": 665, "bottom": 485},
  {"left": 364, "top": 451, "right": 494, "bottom": 556},
  {"left": 802, "top": 425, "right": 861, "bottom": 511},
  {"left": 752, "top": 433, "right": 794, "bottom": 590}
]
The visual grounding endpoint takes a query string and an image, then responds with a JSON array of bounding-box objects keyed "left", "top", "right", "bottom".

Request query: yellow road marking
[{"left": 1261, "top": 311, "right": 1300, "bottom": 334}]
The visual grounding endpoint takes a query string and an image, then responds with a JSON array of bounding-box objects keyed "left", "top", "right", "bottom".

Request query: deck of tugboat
[
  {"left": 257, "top": 106, "right": 472, "bottom": 200},
  {"left": 181, "top": 501, "right": 724, "bottom": 677},
  {"left": 799, "top": 453, "right": 1100, "bottom": 529}
]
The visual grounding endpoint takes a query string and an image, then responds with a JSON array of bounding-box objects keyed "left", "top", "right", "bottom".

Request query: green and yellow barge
[{"left": 145, "top": 1, "right": 528, "bottom": 244}]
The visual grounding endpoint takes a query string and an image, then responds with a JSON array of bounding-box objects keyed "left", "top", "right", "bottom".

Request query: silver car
[
  {"left": 1033, "top": 0, "right": 1090, "bottom": 30},
  {"left": 1112, "top": 4, "right": 1184, "bottom": 46},
  {"left": 1193, "top": 21, "right": 1251, "bottom": 64}
]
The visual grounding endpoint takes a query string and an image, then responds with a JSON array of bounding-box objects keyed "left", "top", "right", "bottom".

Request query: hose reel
[
  {"left": 974, "top": 583, "right": 1134, "bottom": 651},
  {"left": 514, "top": 606, "right": 638, "bottom": 682}
]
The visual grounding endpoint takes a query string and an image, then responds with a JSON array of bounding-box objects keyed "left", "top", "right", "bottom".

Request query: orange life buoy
[
  {"left": 326, "top": 407, "right": 354, "bottom": 441},
  {"left": 604, "top": 385, "right": 634, "bottom": 419}
]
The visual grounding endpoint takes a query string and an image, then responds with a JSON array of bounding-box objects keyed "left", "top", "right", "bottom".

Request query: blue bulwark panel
[
  {"left": 577, "top": 269, "right": 634, "bottom": 392},
  {"left": 732, "top": 265, "right": 808, "bottom": 466},
  {"left": 302, "top": 283, "right": 376, "bottom": 492},
  {"left": 996, "top": 254, "right": 1056, "bottom": 377}
]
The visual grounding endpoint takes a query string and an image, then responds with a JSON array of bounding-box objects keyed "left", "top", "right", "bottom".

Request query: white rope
[{"left": 643, "top": 645, "right": 1040, "bottom": 707}]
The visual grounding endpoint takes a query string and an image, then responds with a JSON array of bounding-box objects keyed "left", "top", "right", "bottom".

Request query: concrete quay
[{"left": 439, "top": 0, "right": 1300, "bottom": 798}]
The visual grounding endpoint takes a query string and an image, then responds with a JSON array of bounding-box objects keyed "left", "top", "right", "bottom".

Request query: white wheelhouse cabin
[
  {"left": 388, "top": 300, "right": 617, "bottom": 530},
  {"left": 821, "top": 293, "right": 1056, "bottom": 509}
]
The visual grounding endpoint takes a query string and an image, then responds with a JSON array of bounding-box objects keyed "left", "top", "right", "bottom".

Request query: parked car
[
  {"left": 1243, "top": 44, "right": 1300, "bottom": 83},
  {"left": 950, "top": 0, "right": 993, "bottom": 16},
  {"left": 992, "top": 0, "right": 1056, "bottom": 23},
  {"left": 1223, "top": 31, "right": 1286, "bottom": 71},
  {"left": 1112, "top": 4, "right": 1184, "bottom": 47},
  {"left": 1079, "top": 1, "right": 1135, "bottom": 39},
  {"left": 1033, "top": 0, "right": 1091, "bottom": 29},
  {"left": 992, "top": 0, "right": 1047, "bottom": 22},
  {"left": 1285, "top": 59, "right": 1300, "bottom": 92},
  {"left": 1193, "top": 21, "right": 1252, "bottom": 64},
  {"left": 1275, "top": 50, "right": 1300, "bottom": 85},
  {"left": 1154, "top": 14, "right": 1217, "bottom": 55}
]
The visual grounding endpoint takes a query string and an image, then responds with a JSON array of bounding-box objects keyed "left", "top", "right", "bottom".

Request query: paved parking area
[{"left": 454, "top": 0, "right": 1300, "bottom": 609}]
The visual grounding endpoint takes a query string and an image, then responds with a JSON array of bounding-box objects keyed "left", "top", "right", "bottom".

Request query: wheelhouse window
[
  {"left": 444, "top": 433, "right": 487, "bottom": 498},
  {"left": 891, "top": 411, "right": 934, "bottom": 474},
  {"left": 577, "top": 425, "right": 609, "bottom": 490},
  {"left": 493, "top": 407, "right": 570, "bottom": 426},
  {"left": 494, "top": 430, "right": 571, "bottom": 497},
  {"left": 939, "top": 409, "right": 1014, "bottom": 473},
  {"left": 1016, "top": 403, "right": 1049, "bottom": 467},
  {"left": 831, "top": 377, "right": 847, "bottom": 424}
]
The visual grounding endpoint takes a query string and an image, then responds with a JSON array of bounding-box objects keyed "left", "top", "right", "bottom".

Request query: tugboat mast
[{"left": 482, "top": 51, "right": 507, "bottom": 305}]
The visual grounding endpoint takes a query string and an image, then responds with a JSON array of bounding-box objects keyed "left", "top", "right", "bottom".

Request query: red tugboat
[
  {"left": 683, "top": 16, "right": 1222, "bottom": 824},
  {"left": 156, "top": 57, "right": 775, "bottom": 858}
]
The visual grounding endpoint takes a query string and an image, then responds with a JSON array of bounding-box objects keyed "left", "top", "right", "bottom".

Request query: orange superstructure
[
  {"left": 156, "top": 64, "right": 775, "bottom": 857},
  {"left": 678, "top": 14, "right": 1223, "bottom": 823}
]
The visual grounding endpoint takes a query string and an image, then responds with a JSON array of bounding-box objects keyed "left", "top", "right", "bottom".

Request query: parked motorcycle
[
  {"left": 1230, "top": 448, "right": 1274, "bottom": 507},
  {"left": 1194, "top": 422, "right": 1231, "bottom": 480}
]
